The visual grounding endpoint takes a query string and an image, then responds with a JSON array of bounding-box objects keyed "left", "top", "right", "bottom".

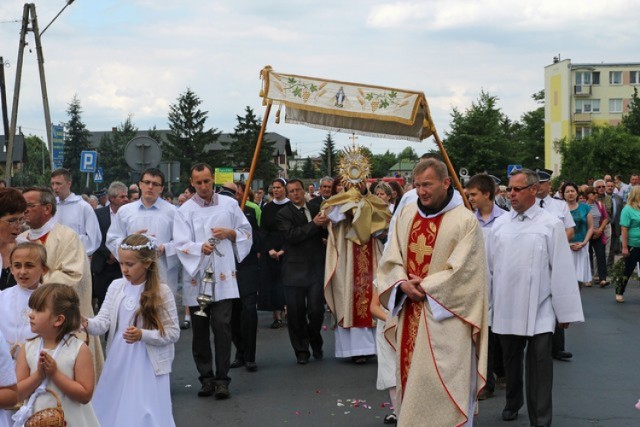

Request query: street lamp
[{"left": 41, "top": 0, "right": 76, "bottom": 37}]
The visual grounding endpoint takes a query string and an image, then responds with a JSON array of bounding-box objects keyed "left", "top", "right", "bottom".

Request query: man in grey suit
[{"left": 606, "top": 180, "right": 624, "bottom": 268}]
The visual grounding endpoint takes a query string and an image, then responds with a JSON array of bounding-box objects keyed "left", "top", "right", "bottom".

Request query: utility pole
[
  {"left": 0, "top": 58, "right": 10, "bottom": 157},
  {"left": 5, "top": 3, "right": 63, "bottom": 185}
]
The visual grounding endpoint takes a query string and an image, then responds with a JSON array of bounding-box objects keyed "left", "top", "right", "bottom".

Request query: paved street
[{"left": 168, "top": 281, "right": 640, "bottom": 426}]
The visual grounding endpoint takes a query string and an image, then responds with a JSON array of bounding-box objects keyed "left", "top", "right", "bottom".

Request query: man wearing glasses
[
  {"left": 487, "top": 169, "right": 584, "bottom": 427},
  {"left": 107, "top": 168, "right": 179, "bottom": 295}
]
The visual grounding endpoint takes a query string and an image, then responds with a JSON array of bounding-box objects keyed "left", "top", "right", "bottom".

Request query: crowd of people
[{"left": 0, "top": 157, "right": 638, "bottom": 427}]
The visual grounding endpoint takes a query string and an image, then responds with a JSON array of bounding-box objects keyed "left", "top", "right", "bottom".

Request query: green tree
[
  {"left": 302, "top": 157, "right": 316, "bottom": 178},
  {"left": 558, "top": 125, "right": 640, "bottom": 183},
  {"left": 62, "top": 95, "right": 92, "bottom": 192},
  {"left": 397, "top": 146, "right": 418, "bottom": 161},
  {"left": 319, "top": 133, "right": 338, "bottom": 177},
  {"left": 99, "top": 115, "right": 138, "bottom": 185},
  {"left": 511, "top": 91, "right": 545, "bottom": 171},
  {"left": 371, "top": 150, "right": 398, "bottom": 177},
  {"left": 165, "top": 88, "right": 222, "bottom": 183},
  {"left": 622, "top": 87, "right": 640, "bottom": 136},
  {"left": 229, "top": 106, "right": 278, "bottom": 183},
  {"left": 442, "top": 90, "right": 515, "bottom": 178},
  {"left": 12, "top": 135, "right": 51, "bottom": 186}
]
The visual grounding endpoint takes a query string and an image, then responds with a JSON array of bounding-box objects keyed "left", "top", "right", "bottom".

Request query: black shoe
[
  {"left": 297, "top": 354, "right": 310, "bottom": 365},
  {"left": 230, "top": 358, "right": 245, "bottom": 369},
  {"left": 270, "top": 319, "right": 283, "bottom": 329},
  {"left": 352, "top": 356, "right": 367, "bottom": 364},
  {"left": 214, "top": 384, "right": 230, "bottom": 400},
  {"left": 180, "top": 320, "right": 191, "bottom": 330},
  {"left": 313, "top": 350, "right": 323, "bottom": 360},
  {"left": 245, "top": 361, "right": 258, "bottom": 372},
  {"left": 197, "top": 382, "right": 214, "bottom": 397},
  {"left": 501, "top": 409, "right": 518, "bottom": 421},
  {"left": 553, "top": 351, "right": 573, "bottom": 360},
  {"left": 383, "top": 413, "right": 397, "bottom": 424}
]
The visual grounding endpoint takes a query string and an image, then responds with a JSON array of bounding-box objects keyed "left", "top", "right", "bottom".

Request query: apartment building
[{"left": 544, "top": 58, "right": 640, "bottom": 173}]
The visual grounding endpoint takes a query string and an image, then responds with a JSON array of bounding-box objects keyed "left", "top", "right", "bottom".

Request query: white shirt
[
  {"left": 54, "top": 193, "right": 101, "bottom": 255},
  {"left": 107, "top": 198, "right": 178, "bottom": 272},
  {"left": 538, "top": 195, "right": 575, "bottom": 229},
  {"left": 173, "top": 196, "right": 252, "bottom": 305},
  {"left": 0, "top": 285, "right": 38, "bottom": 350},
  {"left": 487, "top": 204, "right": 584, "bottom": 336}
]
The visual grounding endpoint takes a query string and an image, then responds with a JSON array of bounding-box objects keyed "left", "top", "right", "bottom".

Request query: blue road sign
[
  {"left": 80, "top": 151, "right": 97, "bottom": 173},
  {"left": 94, "top": 167, "right": 104, "bottom": 183},
  {"left": 507, "top": 164, "right": 522, "bottom": 176}
]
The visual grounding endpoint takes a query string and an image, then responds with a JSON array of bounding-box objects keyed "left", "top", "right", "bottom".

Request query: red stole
[
  {"left": 399, "top": 212, "right": 443, "bottom": 398},
  {"left": 351, "top": 239, "right": 374, "bottom": 328},
  {"left": 28, "top": 233, "right": 49, "bottom": 245}
]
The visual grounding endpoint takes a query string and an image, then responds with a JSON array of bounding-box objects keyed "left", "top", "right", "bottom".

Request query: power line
[{"left": 0, "top": 19, "right": 20, "bottom": 24}]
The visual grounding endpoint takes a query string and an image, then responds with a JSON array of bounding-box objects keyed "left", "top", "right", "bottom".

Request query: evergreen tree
[
  {"left": 148, "top": 125, "right": 164, "bottom": 145},
  {"left": 99, "top": 115, "right": 138, "bottom": 185},
  {"left": 229, "top": 106, "right": 278, "bottom": 183},
  {"left": 62, "top": 95, "right": 92, "bottom": 192},
  {"left": 165, "top": 88, "right": 222, "bottom": 183},
  {"left": 319, "top": 132, "right": 338, "bottom": 177},
  {"left": 622, "top": 87, "right": 640, "bottom": 136},
  {"left": 302, "top": 157, "right": 316, "bottom": 178},
  {"left": 12, "top": 135, "right": 51, "bottom": 186}
]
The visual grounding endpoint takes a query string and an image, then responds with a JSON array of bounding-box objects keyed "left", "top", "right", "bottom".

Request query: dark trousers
[
  {"left": 92, "top": 264, "right": 122, "bottom": 311},
  {"left": 486, "top": 328, "right": 498, "bottom": 392},
  {"left": 284, "top": 284, "right": 324, "bottom": 357},
  {"left": 190, "top": 299, "right": 233, "bottom": 386},
  {"left": 231, "top": 293, "right": 258, "bottom": 363},
  {"left": 551, "top": 324, "right": 565, "bottom": 355},
  {"left": 589, "top": 237, "right": 607, "bottom": 280},
  {"left": 499, "top": 333, "right": 553, "bottom": 427},
  {"left": 620, "top": 246, "right": 640, "bottom": 295},
  {"left": 607, "top": 228, "right": 620, "bottom": 268}
]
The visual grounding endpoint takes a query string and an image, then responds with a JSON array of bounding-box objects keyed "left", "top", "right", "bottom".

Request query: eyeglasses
[
  {"left": 140, "top": 180, "right": 163, "bottom": 188},
  {"left": 0, "top": 217, "right": 25, "bottom": 226},
  {"left": 506, "top": 184, "right": 533, "bottom": 193},
  {"left": 595, "top": 185, "right": 604, "bottom": 189}
]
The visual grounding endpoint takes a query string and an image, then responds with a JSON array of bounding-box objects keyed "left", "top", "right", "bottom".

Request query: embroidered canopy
[{"left": 259, "top": 66, "right": 436, "bottom": 142}]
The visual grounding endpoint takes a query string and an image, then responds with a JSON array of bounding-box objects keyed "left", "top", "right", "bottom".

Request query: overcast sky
[{"left": 0, "top": 0, "right": 638, "bottom": 159}]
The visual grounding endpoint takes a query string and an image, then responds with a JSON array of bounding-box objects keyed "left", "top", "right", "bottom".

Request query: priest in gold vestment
[{"left": 377, "top": 159, "right": 488, "bottom": 427}]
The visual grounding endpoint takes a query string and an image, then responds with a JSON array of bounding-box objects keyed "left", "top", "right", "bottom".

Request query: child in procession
[
  {"left": 14, "top": 283, "right": 99, "bottom": 427},
  {"left": 85, "top": 234, "right": 179, "bottom": 427}
]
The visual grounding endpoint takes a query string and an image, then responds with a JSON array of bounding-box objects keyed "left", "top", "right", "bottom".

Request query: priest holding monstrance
[{"left": 377, "top": 158, "right": 489, "bottom": 426}]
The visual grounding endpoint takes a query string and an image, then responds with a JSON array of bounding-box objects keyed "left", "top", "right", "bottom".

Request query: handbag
[{"left": 24, "top": 388, "right": 65, "bottom": 427}]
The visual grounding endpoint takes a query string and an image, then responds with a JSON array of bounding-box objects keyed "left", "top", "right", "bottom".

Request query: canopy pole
[
  {"left": 241, "top": 101, "right": 272, "bottom": 209},
  {"left": 432, "top": 130, "right": 471, "bottom": 210}
]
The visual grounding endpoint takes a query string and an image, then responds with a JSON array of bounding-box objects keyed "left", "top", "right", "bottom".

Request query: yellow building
[{"left": 544, "top": 58, "right": 640, "bottom": 173}]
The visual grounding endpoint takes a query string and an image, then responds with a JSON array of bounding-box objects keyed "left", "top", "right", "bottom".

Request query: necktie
[
  {"left": 299, "top": 207, "right": 311, "bottom": 222},
  {"left": 539, "top": 199, "right": 544, "bottom": 208}
]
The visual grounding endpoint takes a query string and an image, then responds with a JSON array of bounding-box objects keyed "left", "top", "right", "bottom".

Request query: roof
[{"left": 389, "top": 159, "right": 418, "bottom": 172}]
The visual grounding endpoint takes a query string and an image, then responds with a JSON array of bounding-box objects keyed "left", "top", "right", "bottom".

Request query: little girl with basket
[
  {"left": 85, "top": 234, "right": 179, "bottom": 427},
  {"left": 13, "top": 283, "right": 99, "bottom": 427}
]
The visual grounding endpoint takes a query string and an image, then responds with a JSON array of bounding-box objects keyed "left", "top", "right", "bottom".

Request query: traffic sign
[
  {"left": 94, "top": 167, "right": 104, "bottom": 183},
  {"left": 507, "top": 164, "right": 522, "bottom": 176},
  {"left": 80, "top": 150, "right": 98, "bottom": 173}
]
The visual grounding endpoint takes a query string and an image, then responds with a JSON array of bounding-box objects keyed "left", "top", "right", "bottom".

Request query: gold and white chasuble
[{"left": 378, "top": 203, "right": 488, "bottom": 427}]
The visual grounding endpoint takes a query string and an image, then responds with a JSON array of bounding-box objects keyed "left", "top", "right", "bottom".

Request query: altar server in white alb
[
  {"left": 173, "top": 163, "right": 252, "bottom": 400},
  {"left": 487, "top": 169, "right": 584, "bottom": 427},
  {"left": 50, "top": 168, "right": 101, "bottom": 256},
  {"left": 107, "top": 168, "right": 179, "bottom": 294}
]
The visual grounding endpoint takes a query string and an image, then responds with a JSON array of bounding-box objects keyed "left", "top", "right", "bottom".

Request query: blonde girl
[
  {"left": 85, "top": 234, "right": 179, "bottom": 427},
  {"left": 14, "top": 284, "right": 99, "bottom": 427}
]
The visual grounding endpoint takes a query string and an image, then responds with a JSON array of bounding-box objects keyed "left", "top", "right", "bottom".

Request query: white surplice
[
  {"left": 107, "top": 198, "right": 179, "bottom": 292},
  {"left": 487, "top": 204, "right": 584, "bottom": 336},
  {"left": 173, "top": 196, "right": 252, "bottom": 304},
  {"left": 54, "top": 193, "right": 101, "bottom": 255}
]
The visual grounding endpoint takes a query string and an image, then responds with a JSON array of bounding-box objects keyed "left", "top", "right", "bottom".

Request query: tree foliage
[
  {"left": 319, "top": 133, "right": 338, "bottom": 177},
  {"left": 397, "top": 146, "right": 418, "bottom": 161},
  {"left": 371, "top": 150, "right": 398, "bottom": 177},
  {"left": 229, "top": 106, "right": 278, "bottom": 183},
  {"left": 302, "top": 157, "right": 316, "bottom": 178},
  {"left": 510, "top": 91, "right": 545, "bottom": 171},
  {"left": 99, "top": 115, "right": 138, "bottom": 185},
  {"left": 622, "top": 87, "right": 640, "bottom": 136},
  {"left": 557, "top": 125, "right": 640, "bottom": 183},
  {"left": 164, "top": 88, "right": 222, "bottom": 183},
  {"left": 12, "top": 135, "right": 51, "bottom": 186},
  {"left": 62, "top": 95, "right": 92, "bottom": 192}
]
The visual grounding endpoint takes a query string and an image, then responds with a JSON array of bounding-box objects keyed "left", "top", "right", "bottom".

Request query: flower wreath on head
[{"left": 119, "top": 234, "right": 158, "bottom": 251}]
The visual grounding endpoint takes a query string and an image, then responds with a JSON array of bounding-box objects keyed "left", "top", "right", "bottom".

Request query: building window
[
  {"left": 610, "top": 99, "right": 623, "bottom": 113},
  {"left": 575, "top": 127, "right": 592, "bottom": 140},
  {"left": 592, "top": 71, "right": 600, "bottom": 85},
  {"left": 631, "top": 71, "right": 640, "bottom": 84},
  {"left": 575, "top": 71, "right": 591, "bottom": 85},
  {"left": 575, "top": 99, "right": 600, "bottom": 113},
  {"left": 609, "top": 71, "right": 623, "bottom": 85}
]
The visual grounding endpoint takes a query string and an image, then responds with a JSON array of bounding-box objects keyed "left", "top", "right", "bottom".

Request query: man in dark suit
[
  {"left": 276, "top": 178, "right": 329, "bottom": 364},
  {"left": 606, "top": 180, "right": 624, "bottom": 268},
  {"left": 91, "top": 181, "right": 128, "bottom": 310},
  {"left": 308, "top": 176, "right": 334, "bottom": 209}
]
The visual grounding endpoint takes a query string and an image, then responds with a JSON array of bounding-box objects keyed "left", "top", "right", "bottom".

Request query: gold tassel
[{"left": 275, "top": 105, "right": 282, "bottom": 124}]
